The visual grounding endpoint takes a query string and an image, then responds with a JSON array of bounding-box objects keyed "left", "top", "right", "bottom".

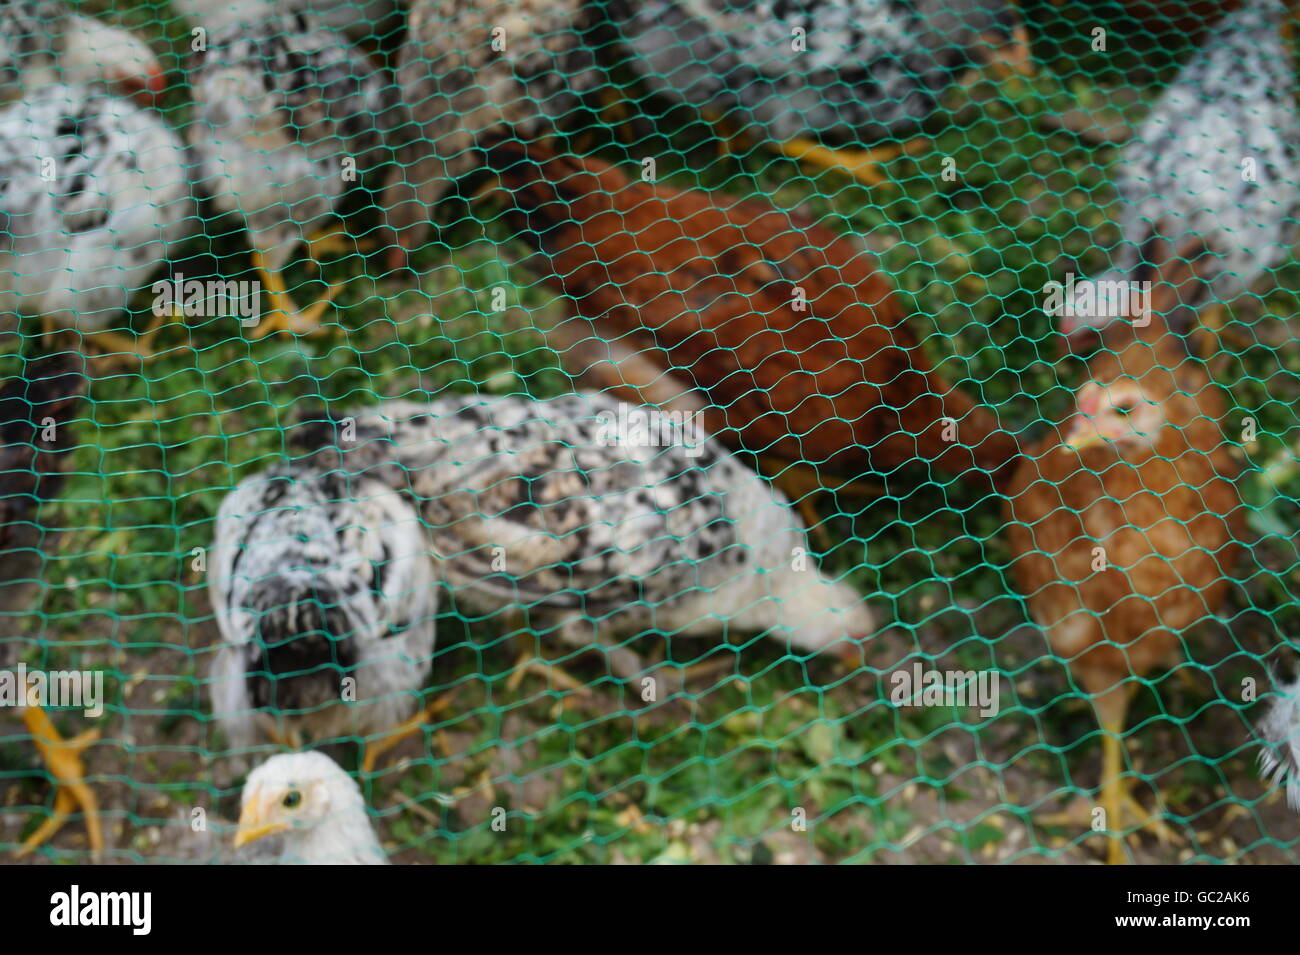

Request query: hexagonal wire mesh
[{"left": 0, "top": 0, "right": 1296, "bottom": 864}]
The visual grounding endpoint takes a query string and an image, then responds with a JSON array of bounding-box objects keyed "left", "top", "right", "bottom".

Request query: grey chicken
[
  {"left": 209, "top": 465, "right": 439, "bottom": 772},
  {"left": 0, "top": 83, "right": 192, "bottom": 358},
  {"left": 607, "top": 0, "right": 1030, "bottom": 184},
  {"left": 172, "top": 0, "right": 404, "bottom": 48},
  {"left": 1062, "top": 0, "right": 1299, "bottom": 342},
  {"left": 187, "top": 11, "right": 408, "bottom": 337},
  {"left": 380, "top": 0, "right": 603, "bottom": 262}
]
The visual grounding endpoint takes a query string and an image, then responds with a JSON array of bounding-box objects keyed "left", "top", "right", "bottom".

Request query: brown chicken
[
  {"left": 0, "top": 352, "right": 100, "bottom": 858},
  {"left": 486, "top": 142, "right": 1020, "bottom": 506},
  {"left": 1004, "top": 240, "right": 1242, "bottom": 864}
]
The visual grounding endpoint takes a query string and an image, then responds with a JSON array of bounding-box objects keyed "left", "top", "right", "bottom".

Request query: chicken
[
  {"left": 0, "top": 84, "right": 192, "bottom": 359},
  {"left": 0, "top": 353, "right": 101, "bottom": 858},
  {"left": 485, "top": 142, "right": 1021, "bottom": 515},
  {"left": 293, "top": 392, "right": 875, "bottom": 691},
  {"left": 607, "top": 0, "right": 1031, "bottom": 184},
  {"left": 1005, "top": 240, "right": 1243, "bottom": 864},
  {"left": 186, "top": 11, "right": 408, "bottom": 337},
  {"left": 209, "top": 465, "right": 440, "bottom": 773},
  {"left": 0, "top": 1, "right": 167, "bottom": 109},
  {"left": 172, "top": 0, "right": 404, "bottom": 49},
  {"left": 1257, "top": 670, "right": 1300, "bottom": 810},
  {"left": 234, "top": 751, "right": 388, "bottom": 863},
  {"left": 379, "top": 0, "right": 603, "bottom": 263},
  {"left": 1062, "top": 0, "right": 1299, "bottom": 344}
]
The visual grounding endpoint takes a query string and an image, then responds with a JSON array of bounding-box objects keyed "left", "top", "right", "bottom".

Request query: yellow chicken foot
[
  {"left": 776, "top": 137, "right": 922, "bottom": 188},
  {"left": 303, "top": 224, "right": 373, "bottom": 266},
  {"left": 700, "top": 108, "right": 747, "bottom": 159},
  {"left": 13, "top": 706, "right": 103, "bottom": 859},
  {"left": 1036, "top": 706, "right": 1179, "bottom": 864},
  {"left": 248, "top": 250, "right": 343, "bottom": 339},
  {"left": 504, "top": 625, "right": 590, "bottom": 696},
  {"left": 360, "top": 691, "right": 460, "bottom": 774},
  {"left": 83, "top": 304, "right": 188, "bottom": 369}
]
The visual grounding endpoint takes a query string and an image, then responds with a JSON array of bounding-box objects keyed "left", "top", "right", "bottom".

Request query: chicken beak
[
  {"left": 234, "top": 798, "right": 287, "bottom": 848},
  {"left": 1061, "top": 417, "right": 1104, "bottom": 453}
]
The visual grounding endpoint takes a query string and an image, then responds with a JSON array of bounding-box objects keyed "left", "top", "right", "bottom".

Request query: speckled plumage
[
  {"left": 209, "top": 465, "right": 438, "bottom": 750},
  {"left": 187, "top": 12, "right": 406, "bottom": 271},
  {"left": 173, "top": 0, "right": 403, "bottom": 47},
  {"left": 1066, "top": 0, "right": 1300, "bottom": 334},
  {"left": 296, "top": 393, "right": 873, "bottom": 678},
  {"left": 0, "top": 1, "right": 64, "bottom": 106},
  {"left": 0, "top": 84, "right": 190, "bottom": 332},
  {"left": 1258, "top": 671, "right": 1300, "bottom": 810},
  {"left": 608, "top": 0, "right": 1021, "bottom": 144},
  {"left": 381, "top": 0, "right": 602, "bottom": 246}
]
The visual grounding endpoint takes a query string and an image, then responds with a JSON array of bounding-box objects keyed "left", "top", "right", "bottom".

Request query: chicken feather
[
  {"left": 209, "top": 465, "right": 438, "bottom": 750},
  {"left": 1064, "top": 0, "right": 1299, "bottom": 336},
  {"left": 487, "top": 142, "right": 1020, "bottom": 487},
  {"left": 294, "top": 392, "right": 874, "bottom": 676},
  {"left": 608, "top": 0, "right": 1024, "bottom": 145},
  {"left": 187, "top": 11, "right": 406, "bottom": 274},
  {"left": 1006, "top": 242, "right": 1243, "bottom": 861},
  {"left": 0, "top": 84, "right": 190, "bottom": 335}
]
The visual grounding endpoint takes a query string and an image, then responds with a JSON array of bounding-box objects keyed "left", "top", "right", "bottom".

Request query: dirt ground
[{"left": 3, "top": 585, "right": 1295, "bottom": 865}]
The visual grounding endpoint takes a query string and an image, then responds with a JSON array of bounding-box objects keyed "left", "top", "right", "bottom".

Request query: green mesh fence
[{"left": 0, "top": 0, "right": 1297, "bottom": 865}]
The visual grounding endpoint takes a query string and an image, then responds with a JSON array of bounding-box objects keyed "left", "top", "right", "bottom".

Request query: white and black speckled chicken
[
  {"left": 209, "top": 465, "right": 439, "bottom": 772},
  {"left": 233, "top": 751, "right": 388, "bottom": 863},
  {"left": 173, "top": 0, "right": 404, "bottom": 49},
  {"left": 0, "top": 83, "right": 191, "bottom": 358},
  {"left": 1258, "top": 670, "right": 1300, "bottom": 810},
  {"left": 1063, "top": 0, "right": 1299, "bottom": 342},
  {"left": 295, "top": 392, "right": 875, "bottom": 689},
  {"left": 607, "top": 0, "right": 1030, "bottom": 184},
  {"left": 187, "top": 11, "right": 407, "bottom": 337},
  {"left": 380, "top": 0, "right": 603, "bottom": 263},
  {"left": 0, "top": 0, "right": 166, "bottom": 110},
  {"left": 0, "top": 353, "right": 103, "bottom": 858}
]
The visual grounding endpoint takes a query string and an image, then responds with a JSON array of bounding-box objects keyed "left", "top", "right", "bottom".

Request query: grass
[{"left": 1, "top": 1, "right": 1298, "bottom": 864}]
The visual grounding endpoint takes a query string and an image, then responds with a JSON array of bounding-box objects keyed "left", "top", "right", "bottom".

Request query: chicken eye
[
  {"left": 282, "top": 789, "right": 302, "bottom": 809},
  {"left": 1114, "top": 404, "right": 1134, "bottom": 417}
]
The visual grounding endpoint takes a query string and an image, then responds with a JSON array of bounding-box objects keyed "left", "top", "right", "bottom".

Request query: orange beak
[{"left": 1060, "top": 415, "right": 1105, "bottom": 452}]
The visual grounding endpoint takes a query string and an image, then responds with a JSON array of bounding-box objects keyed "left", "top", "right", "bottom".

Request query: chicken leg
[
  {"left": 12, "top": 706, "right": 103, "bottom": 859},
  {"left": 247, "top": 249, "right": 345, "bottom": 339},
  {"left": 774, "top": 138, "right": 917, "bottom": 189},
  {"left": 1037, "top": 689, "right": 1179, "bottom": 864},
  {"left": 359, "top": 691, "right": 460, "bottom": 774},
  {"left": 505, "top": 633, "right": 591, "bottom": 697}
]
